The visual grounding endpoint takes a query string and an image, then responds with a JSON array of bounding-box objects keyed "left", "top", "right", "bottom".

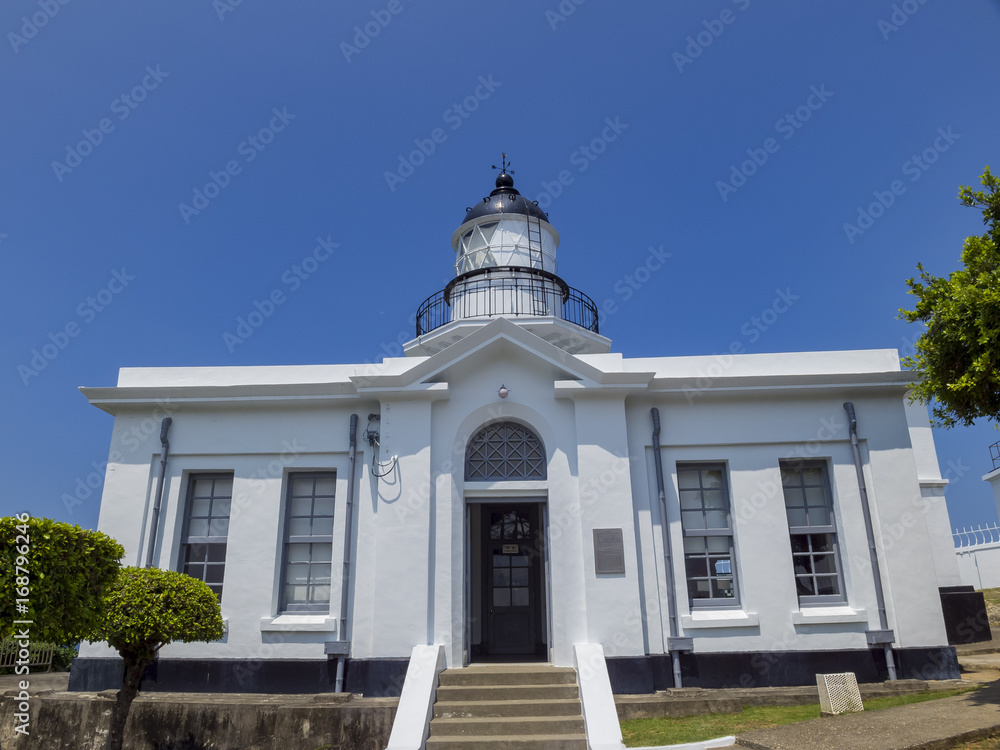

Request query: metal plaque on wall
[{"left": 593, "top": 528, "right": 626, "bottom": 575}]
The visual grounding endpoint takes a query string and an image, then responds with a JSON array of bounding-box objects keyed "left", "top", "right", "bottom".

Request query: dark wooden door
[{"left": 484, "top": 505, "right": 542, "bottom": 656}]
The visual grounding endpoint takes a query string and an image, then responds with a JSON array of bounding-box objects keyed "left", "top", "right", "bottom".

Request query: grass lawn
[
  {"left": 952, "top": 736, "right": 1000, "bottom": 749},
  {"left": 620, "top": 688, "right": 978, "bottom": 747}
]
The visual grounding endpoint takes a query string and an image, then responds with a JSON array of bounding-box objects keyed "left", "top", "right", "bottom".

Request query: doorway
[{"left": 469, "top": 502, "right": 548, "bottom": 662}]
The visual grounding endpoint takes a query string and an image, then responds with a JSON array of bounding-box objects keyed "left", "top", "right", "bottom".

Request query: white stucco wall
[{"left": 79, "top": 327, "right": 951, "bottom": 670}]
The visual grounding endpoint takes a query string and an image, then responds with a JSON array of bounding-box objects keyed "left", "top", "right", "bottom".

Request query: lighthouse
[{"left": 408, "top": 157, "right": 609, "bottom": 356}]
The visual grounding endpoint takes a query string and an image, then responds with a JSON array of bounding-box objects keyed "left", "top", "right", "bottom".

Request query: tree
[
  {"left": 91, "top": 566, "right": 224, "bottom": 750},
  {"left": 0, "top": 515, "right": 124, "bottom": 643},
  {"left": 901, "top": 166, "right": 1000, "bottom": 428}
]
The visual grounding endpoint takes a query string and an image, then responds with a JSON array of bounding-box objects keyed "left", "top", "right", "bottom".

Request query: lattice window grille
[
  {"left": 817, "top": 672, "right": 864, "bottom": 716},
  {"left": 466, "top": 422, "right": 546, "bottom": 480}
]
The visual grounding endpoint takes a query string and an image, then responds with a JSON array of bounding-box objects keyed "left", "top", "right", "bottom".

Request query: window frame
[
  {"left": 675, "top": 462, "right": 740, "bottom": 609},
  {"left": 779, "top": 459, "right": 847, "bottom": 606},
  {"left": 177, "top": 472, "right": 233, "bottom": 602},
  {"left": 279, "top": 471, "right": 336, "bottom": 614}
]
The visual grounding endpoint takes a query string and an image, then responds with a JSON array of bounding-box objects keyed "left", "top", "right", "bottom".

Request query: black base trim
[
  {"left": 606, "top": 647, "right": 960, "bottom": 693},
  {"left": 68, "top": 657, "right": 410, "bottom": 697}
]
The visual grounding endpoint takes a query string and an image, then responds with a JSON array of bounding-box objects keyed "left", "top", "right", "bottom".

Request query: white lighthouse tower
[{"left": 407, "top": 156, "right": 610, "bottom": 356}]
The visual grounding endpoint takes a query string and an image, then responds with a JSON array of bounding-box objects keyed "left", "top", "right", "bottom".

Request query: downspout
[
  {"left": 651, "top": 408, "right": 687, "bottom": 689},
  {"left": 335, "top": 413, "right": 359, "bottom": 693},
  {"left": 843, "top": 402, "right": 897, "bottom": 681},
  {"left": 144, "top": 417, "right": 172, "bottom": 569}
]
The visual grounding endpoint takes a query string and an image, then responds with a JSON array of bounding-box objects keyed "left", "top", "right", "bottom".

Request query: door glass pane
[
  {"left": 493, "top": 568, "right": 510, "bottom": 586},
  {"left": 510, "top": 555, "right": 528, "bottom": 567},
  {"left": 493, "top": 588, "right": 511, "bottom": 607},
  {"left": 512, "top": 588, "right": 529, "bottom": 606},
  {"left": 511, "top": 568, "right": 529, "bottom": 587}
]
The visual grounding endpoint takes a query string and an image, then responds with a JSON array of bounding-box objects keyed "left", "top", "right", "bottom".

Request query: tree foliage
[
  {"left": 0, "top": 516, "right": 124, "bottom": 643},
  {"left": 91, "top": 567, "right": 224, "bottom": 750},
  {"left": 901, "top": 166, "right": 1000, "bottom": 428}
]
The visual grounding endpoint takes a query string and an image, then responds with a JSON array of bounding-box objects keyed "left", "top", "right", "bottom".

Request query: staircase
[{"left": 426, "top": 664, "right": 588, "bottom": 749}]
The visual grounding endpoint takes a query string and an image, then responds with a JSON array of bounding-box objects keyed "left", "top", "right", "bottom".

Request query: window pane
[
  {"left": 493, "top": 554, "right": 509, "bottom": 568},
  {"left": 511, "top": 568, "right": 529, "bottom": 587},
  {"left": 188, "top": 519, "right": 209, "bottom": 537},
  {"left": 493, "top": 589, "right": 511, "bottom": 607},
  {"left": 780, "top": 468, "right": 798, "bottom": 487},
  {"left": 289, "top": 517, "right": 312, "bottom": 536},
  {"left": 311, "top": 543, "right": 333, "bottom": 563},
  {"left": 679, "top": 491, "right": 703, "bottom": 510},
  {"left": 683, "top": 536, "right": 707, "bottom": 554},
  {"left": 796, "top": 577, "right": 816, "bottom": 596},
  {"left": 191, "top": 498, "right": 211, "bottom": 517},
  {"left": 815, "top": 576, "right": 840, "bottom": 596},
  {"left": 783, "top": 488, "right": 805, "bottom": 508},
  {"left": 712, "top": 557, "right": 732, "bottom": 576},
  {"left": 285, "top": 585, "right": 307, "bottom": 604},
  {"left": 512, "top": 588, "right": 529, "bottom": 606},
  {"left": 810, "top": 534, "right": 835, "bottom": 552},
  {"left": 802, "top": 467, "right": 823, "bottom": 485},
  {"left": 682, "top": 510, "right": 707, "bottom": 530},
  {"left": 209, "top": 518, "right": 229, "bottom": 537},
  {"left": 286, "top": 564, "right": 310, "bottom": 584},
  {"left": 183, "top": 562, "right": 204, "bottom": 579},
  {"left": 790, "top": 535, "right": 809, "bottom": 553},
  {"left": 493, "top": 568, "right": 510, "bottom": 586},
  {"left": 287, "top": 543, "right": 310, "bottom": 563},
  {"left": 213, "top": 478, "right": 233, "bottom": 497},
  {"left": 705, "top": 510, "right": 728, "bottom": 529},
  {"left": 185, "top": 544, "right": 208, "bottom": 562},
  {"left": 703, "top": 490, "right": 727, "bottom": 509},
  {"left": 786, "top": 508, "right": 807, "bottom": 527},
  {"left": 812, "top": 554, "right": 837, "bottom": 574},
  {"left": 310, "top": 585, "right": 331, "bottom": 604},
  {"left": 707, "top": 536, "right": 730, "bottom": 553},
  {"left": 290, "top": 496, "right": 313, "bottom": 517},
  {"left": 690, "top": 580, "right": 711, "bottom": 598},
  {"left": 291, "top": 477, "right": 314, "bottom": 497},
  {"left": 204, "top": 565, "right": 224, "bottom": 584},
  {"left": 310, "top": 567, "right": 332, "bottom": 585},
  {"left": 314, "top": 477, "right": 336, "bottom": 496},
  {"left": 192, "top": 479, "right": 216, "bottom": 498},
  {"left": 703, "top": 470, "right": 724, "bottom": 489},
  {"left": 685, "top": 557, "right": 708, "bottom": 578},
  {"left": 311, "top": 514, "right": 334, "bottom": 535},
  {"left": 711, "top": 578, "right": 735, "bottom": 598},
  {"left": 207, "top": 543, "right": 227, "bottom": 563},
  {"left": 806, "top": 507, "right": 831, "bottom": 526},
  {"left": 314, "top": 496, "right": 335, "bottom": 517},
  {"left": 511, "top": 555, "right": 528, "bottom": 567},
  {"left": 677, "top": 470, "right": 700, "bottom": 490},
  {"left": 213, "top": 498, "right": 232, "bottom": 518},
  {"left": 793, "top": 554, "right": 814, "bottom": 574}
]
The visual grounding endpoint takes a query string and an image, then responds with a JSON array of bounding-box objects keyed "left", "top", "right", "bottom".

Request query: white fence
[{"left": 954, "top": 523, "right": 1000, "bottom": 589}]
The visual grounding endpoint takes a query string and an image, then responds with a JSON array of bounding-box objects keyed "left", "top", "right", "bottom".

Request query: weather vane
[{"left": 492, "top": 152, "right": 513, "bottom": 176}]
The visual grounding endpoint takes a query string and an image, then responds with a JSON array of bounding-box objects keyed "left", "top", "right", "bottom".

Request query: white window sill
[
  {"left": 681, "top": 610, "right": 759, "bottom": 629},
  {"left": 791, "top": 606, "right": 867, "bottom": 625},
  {"left": 260, "top": 614, "right": 337, "bottom": 633}
]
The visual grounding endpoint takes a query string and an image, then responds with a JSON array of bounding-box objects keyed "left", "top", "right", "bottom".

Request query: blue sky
[{"left": 2, "top": 1, "right": 999, "bottom": 533}]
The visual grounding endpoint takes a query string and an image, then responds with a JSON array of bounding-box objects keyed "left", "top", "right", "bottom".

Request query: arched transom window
[{"left": 465, "top": 422, "right": 546, "bottom": 480}]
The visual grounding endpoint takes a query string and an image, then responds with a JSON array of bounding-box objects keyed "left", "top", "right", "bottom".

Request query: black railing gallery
[{"left": 415, "top": 266, "right": 599, "bottom": 337}]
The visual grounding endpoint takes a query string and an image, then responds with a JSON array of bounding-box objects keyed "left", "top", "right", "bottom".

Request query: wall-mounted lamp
[{"left": 498, "top": 384, "right": 509, "bottom": 399}]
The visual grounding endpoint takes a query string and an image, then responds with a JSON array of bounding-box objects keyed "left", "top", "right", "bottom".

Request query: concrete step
[
  {"left": 430, "top": 715, "right": 586, "bottom": 736},
  {"left": 425, "top": 735, "right": 588, "bottom": 750},
  {"left": 435, "top": 698, "right": 584, "bottom": 719},
  {"left": 439, "top": 666, "right": 577, "bottom": 687},
  {"left": 435, "top": 683, "right": 580, "bottom": 702}
]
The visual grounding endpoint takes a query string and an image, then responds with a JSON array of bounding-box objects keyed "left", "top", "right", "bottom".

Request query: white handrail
[{"left": 954, "top": 522, "right": 1000, "bottom": 549}]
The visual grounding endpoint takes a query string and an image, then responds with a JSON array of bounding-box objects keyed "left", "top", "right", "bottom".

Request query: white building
[{"left": 71, "top": 167, "right": 962, "bottom": 698}]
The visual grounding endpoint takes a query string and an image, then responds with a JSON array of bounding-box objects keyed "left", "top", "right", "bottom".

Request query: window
[
  {"left": 676, "top": 464, "right": 738, "bottom": 607},
  {"left": 179, "top": 473, "right": 232, "bottom": 601},
  {"left": 466, "top": 422, "right": 546, "bottom": 481},
  {"left": 280, "top": 472, "right": 335, "bottom": 612},
  {"left": 780, "top": 461, "right": 845, "bottom": 604}
]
